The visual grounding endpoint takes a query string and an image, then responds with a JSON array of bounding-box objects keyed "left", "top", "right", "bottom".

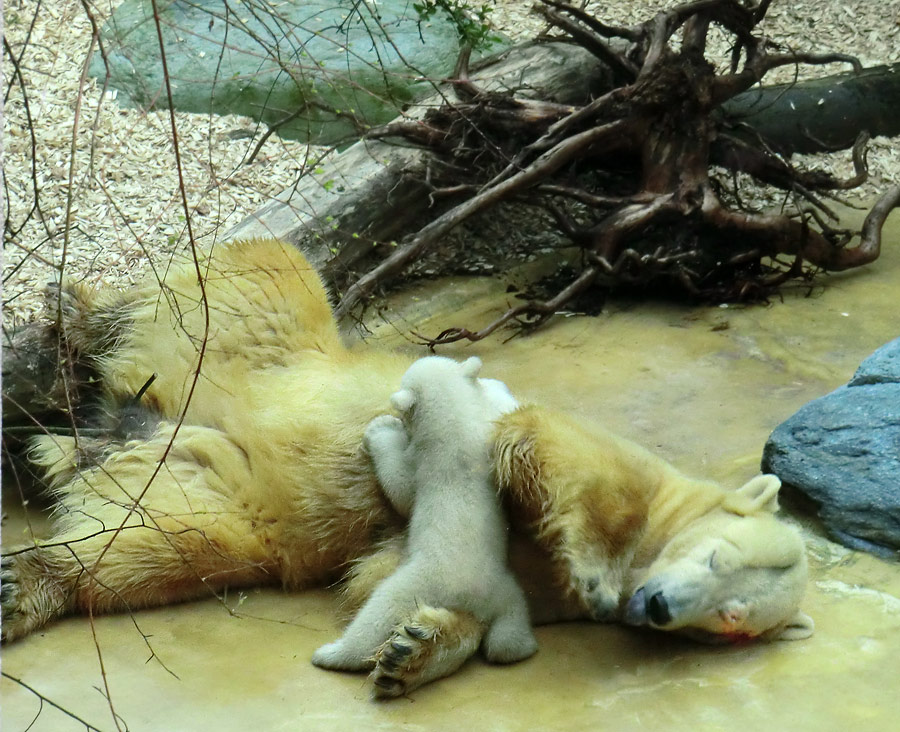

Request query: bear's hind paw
[{"left": 0, "top": 550, "right": 66, "bottom": 643}]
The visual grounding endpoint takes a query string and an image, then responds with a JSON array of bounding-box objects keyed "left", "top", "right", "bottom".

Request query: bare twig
[
  {"left": 416, "top": 264, "right": 601, "bottom": 346},
  {"left": 1, "top": 671, "right": 107, "bottom": 732},
  {"left": 335, "top": 118, "right": 630, "bottom": 316}
]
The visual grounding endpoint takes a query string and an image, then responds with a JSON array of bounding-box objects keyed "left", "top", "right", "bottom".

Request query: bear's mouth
[{"left": 624, "top": 587, "right": 761, "bottom": 643}]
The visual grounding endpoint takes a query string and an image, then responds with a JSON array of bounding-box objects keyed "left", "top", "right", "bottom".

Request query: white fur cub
[{"left": 311, "top": 356, "right": 537, "bottom": 671}]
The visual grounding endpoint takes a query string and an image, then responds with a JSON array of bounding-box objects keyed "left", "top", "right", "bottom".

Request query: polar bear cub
[{"left": 311, "top": 356, "right": 538, "bottom": 671}]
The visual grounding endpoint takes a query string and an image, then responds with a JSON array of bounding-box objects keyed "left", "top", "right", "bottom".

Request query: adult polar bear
[{"left": 1, "top": 238, "right": 813, "bottom": 697}]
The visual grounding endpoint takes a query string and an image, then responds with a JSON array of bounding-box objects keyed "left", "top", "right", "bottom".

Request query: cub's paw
[
  {"left": 311, "top": 639, "right": 374, "bottom": 672},
  {"left": 481, "top": 614, "right": 538, "bottom": 664},
  {"left": 363, "top": 415, "right": 406, "bottom": 452},
  {"left": 370, "top": 606, "right": 482, "bottom": 699}
]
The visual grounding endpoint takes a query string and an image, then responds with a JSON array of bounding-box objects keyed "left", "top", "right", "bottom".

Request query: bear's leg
[
  {"left": 363, "top": 415, "right": 416, "bottom": 517},
  {"left": 339, "top": 535, "right": 405, "bottom": 615},
  {"left": 480, "top": 574, "right": 539, "bottom": 664},
  {"left": 494, "top": 407, "right": 649, "bottom": 621},
  {"left": 2, "top": 428, "right": 274, "bottom": 643},
  {"left": 370, "top": 605, "right": 484, "bottom": 698},
  {"left": 311, "top": 562, "right": 424, "bottom": 671},
  {"left": 1, "top": 524, "right": 273, "bottom": 643}
]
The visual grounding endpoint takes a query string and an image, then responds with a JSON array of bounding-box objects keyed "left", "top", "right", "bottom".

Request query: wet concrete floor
[{"left": 3, "top": 206, "right": 900, "bottom": 731}]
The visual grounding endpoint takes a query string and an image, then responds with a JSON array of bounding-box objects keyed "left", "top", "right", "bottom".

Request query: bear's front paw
[
  {"left": 573, "top": 572, "right": 622, "bottom": 622},
  {"left": 0, "top": 556, "right": 22, "bottom": 641},
  {"left": 0, "top": 550, "right": 66, "bottom": 643},
  {"left": 370, "top": 626, "right": 430, "bottom": 698},
  {"left": 370, "top": 605, "right": 481, "bottom": 699}
]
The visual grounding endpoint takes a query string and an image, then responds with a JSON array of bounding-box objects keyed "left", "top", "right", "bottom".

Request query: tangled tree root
[{"left": 334, "top": 0, "right": 900, "bottom": 344}]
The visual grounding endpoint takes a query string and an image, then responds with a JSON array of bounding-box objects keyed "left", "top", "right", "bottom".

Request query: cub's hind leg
[
  {"left": 371, "top": 605, "right": 484, "bottom": 699},
  {"left": 1, "top": 425, "right": 275, "bottom": 642},
  {"left": 312, "top": 560, "right": 429, "bottom": 671},
  {"left": 481, "top": 574, "right": 538, "bottom": 664},
  {"left": 338, "top": 541, "right": 486, "bottom": 697}
]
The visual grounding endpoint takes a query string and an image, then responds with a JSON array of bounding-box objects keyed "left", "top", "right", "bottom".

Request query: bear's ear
[
  {"left": 460, "top": 356, "right": 482, "bottom": 379},
  {"left": 772, "top": 610, "right": 815, "bottom": 641},
  {"left": 390, "top": 389, "right": 415, "bottom": 414},
  {"left": 723, "top": 474, "right": 782, "bottom": 515}
]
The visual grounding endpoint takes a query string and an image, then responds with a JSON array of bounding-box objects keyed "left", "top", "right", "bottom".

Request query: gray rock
[
  {"left": 762, "top": 338, "right": 900, "bottom": 558},
  {"left": 850, "top": 337, "right": 900, "bottom": 386},
  {"left": 90, "top": 0, "right": 504, "bottom": 144}
]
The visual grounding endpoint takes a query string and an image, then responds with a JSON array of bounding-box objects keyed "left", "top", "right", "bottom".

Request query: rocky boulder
[
  {"left": 89, "top": 0, "right": 497, "bottom": 144},
  {"left": 762, "top": 338, "right": 900, "bottom": 558}
]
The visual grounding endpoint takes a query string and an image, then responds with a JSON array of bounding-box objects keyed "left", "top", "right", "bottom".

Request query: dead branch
[
  {"left": 334, "top": 117, "right": 632, "bottom": 318},
  {"left": 330, "top": 0, "right": 897, "bottom": 341}
]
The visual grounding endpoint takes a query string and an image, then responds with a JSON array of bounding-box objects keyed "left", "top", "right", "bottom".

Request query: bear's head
[{"left": 624, "top": 475, "right": 814, "bottom": 643}]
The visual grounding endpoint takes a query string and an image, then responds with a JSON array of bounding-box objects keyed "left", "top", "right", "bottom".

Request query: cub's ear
[
  {"left": 772, "top": 610, "right": 815, "bottom": 641},
  {"left": 390, "top": 389, "right": 415, "bottom": 414},
  {"left": 461, "top": 356, "right": 482, "bottom": 379},
  {"left": 723, "top": 474, "right": 782, "bottom": 515}
]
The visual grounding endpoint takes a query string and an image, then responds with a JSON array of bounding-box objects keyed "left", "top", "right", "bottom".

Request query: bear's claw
[{"left": 369, "top": 606, "right": 483, "bottom": 699}]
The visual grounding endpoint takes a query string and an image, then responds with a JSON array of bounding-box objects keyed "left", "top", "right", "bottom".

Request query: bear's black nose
[{"left": 647, "top": 591, "right": 671, "bottom": 625}]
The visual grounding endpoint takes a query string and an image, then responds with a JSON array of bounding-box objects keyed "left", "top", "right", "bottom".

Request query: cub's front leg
[{"left": 363, "top": 415, "right": 416, "bottom": 517}]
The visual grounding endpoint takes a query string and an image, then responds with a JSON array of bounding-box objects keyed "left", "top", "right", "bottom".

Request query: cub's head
[
  {"left": 391, "top": 356, "right": 518, "bottom": 418},
  {"left": 625, "top": 475, "right": 814, "bottom": 643}
]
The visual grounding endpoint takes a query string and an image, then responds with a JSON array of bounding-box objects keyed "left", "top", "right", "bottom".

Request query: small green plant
[{"left": 413, "top": 1, "right": 501, "bottom": 49}]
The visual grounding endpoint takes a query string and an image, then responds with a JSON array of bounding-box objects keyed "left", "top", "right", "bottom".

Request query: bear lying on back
[
  {"left": 311, "top": 356, "right": 537, "bottom": 672},
  {"left": 1, "top": 239, "right": 814, "bottom": 699}
]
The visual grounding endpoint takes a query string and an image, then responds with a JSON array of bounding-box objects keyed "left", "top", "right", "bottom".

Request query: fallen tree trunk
[
  {"left": 225, "top": 41, "right": 612, "bottom": 284},
  {"left": 226, "top": 39, "right": 900, "bottom": 313},
  {"left": 724, "top": 62, "right": 900, "bottom": 155},
  {"left": 6, "top": 1, "right": 900, "bottom": 426}
]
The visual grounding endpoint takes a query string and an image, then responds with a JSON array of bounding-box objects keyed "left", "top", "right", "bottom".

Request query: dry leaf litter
[{"left": 3, "top": 0, "right": 899, "bottom": 326}]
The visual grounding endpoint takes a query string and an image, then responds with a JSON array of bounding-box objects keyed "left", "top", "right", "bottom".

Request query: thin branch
[
  {"left": 1, "top": 672, "right": 107, "bottom": 732},
  {"left": 536, "top": 2, "right": 639, "bottom": 80},
  {"left": 416, "top": 264, "right": 601, "bottom": 346},
  {"left": 539, "top": 0, "right": 642, "bottom": 42},
  {"left": 335, "top": 118, "right": 630, "bottom": 317}
]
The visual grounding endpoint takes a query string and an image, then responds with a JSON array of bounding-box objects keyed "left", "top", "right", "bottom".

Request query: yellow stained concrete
[{"left": 3, "top": 207, "right": 900, "bottom": 731}]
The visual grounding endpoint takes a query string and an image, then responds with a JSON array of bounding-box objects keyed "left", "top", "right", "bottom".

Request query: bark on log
[{"left": 723, "top": 62, "right": 900, "bottom": 154}]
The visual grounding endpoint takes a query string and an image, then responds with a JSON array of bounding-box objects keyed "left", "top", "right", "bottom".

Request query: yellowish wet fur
[{"left": 3, "top": 239, "right": 812, "bottom": 698}]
